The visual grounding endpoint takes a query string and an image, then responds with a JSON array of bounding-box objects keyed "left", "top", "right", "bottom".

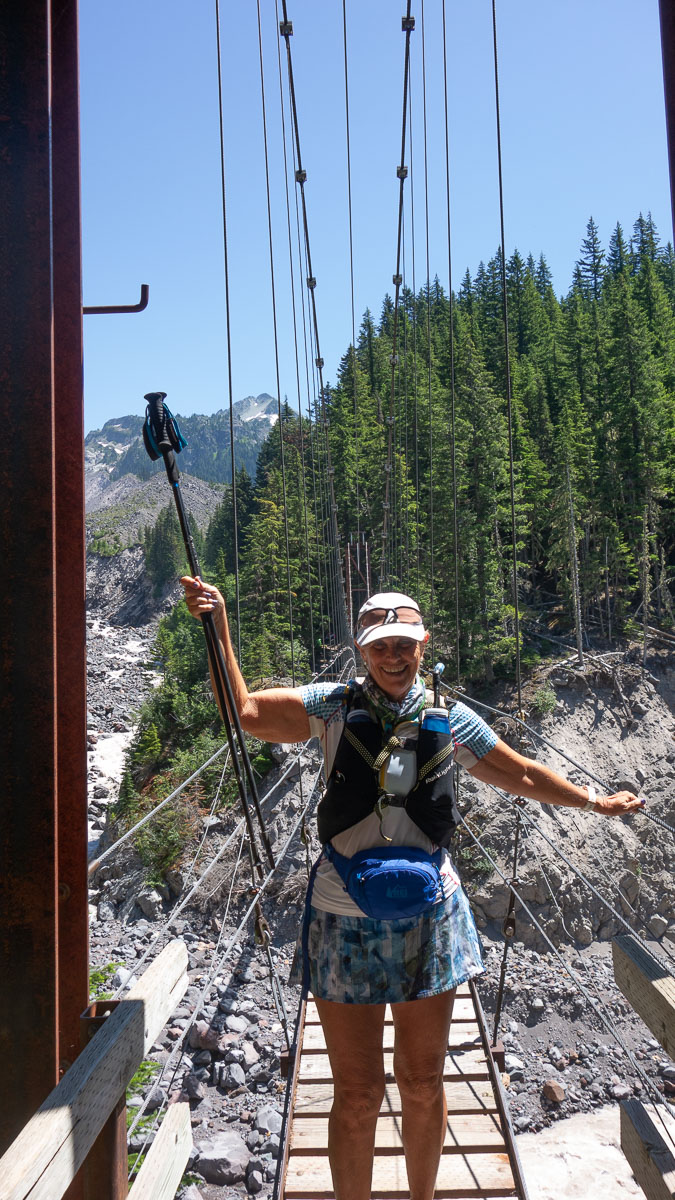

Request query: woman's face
[{"left": 360, "top": 634, "right": 427, "bottom": 700}]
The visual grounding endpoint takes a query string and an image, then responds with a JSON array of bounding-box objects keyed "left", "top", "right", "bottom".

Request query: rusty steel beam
[
  {"left": 0, "top": 0, "right": 88, "bottom": 1162},
  {"left": 51, "top": 0, "right": 88, "bottom": 1090},
  {"left": 660, "top": 0, "right": 675, "bottom": 237}
]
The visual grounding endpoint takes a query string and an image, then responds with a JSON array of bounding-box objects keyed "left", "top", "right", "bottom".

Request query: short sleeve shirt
[{"left": 297, "top": 679, "right": 498, "bottom": 915}]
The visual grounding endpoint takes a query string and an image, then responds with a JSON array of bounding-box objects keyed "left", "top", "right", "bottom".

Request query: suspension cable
[
  {"left": 214, "top": 0, "right": 241, "bottom": 661},
  {"left": 420, "top": 0, "right": 435, "bottom": 657},
  {"left": 274, "top": 13, "right": 316, "bottom": 674},
  {"left": 125, "top": 765, "right": 325, "bottom": 1142},
  {"left": 255, "top": 0, "right": 298, "bottom": 687},
  {"left": 382, "top": 2, "right": 415, "bottom": 584},
  {"left": 441, "top": 0, "right": 461, "bottom": 683},
  {"left": 88, "top": 741, "right": 229, "bottom": 875},
  {"left": 442, "top": 676, "right": 675, "bottom": 836},
  {"left": 458, "top": 814, "right": 675, "bottom": 1142},
  {"left": 491, "top": 0, "right": 522, "bottom": 713},
  {"left": 342, "top": 0, "right": 360, "bottom": 554},
  {"left": 279, "top": 2, "right": 349, "bottom": 647}
]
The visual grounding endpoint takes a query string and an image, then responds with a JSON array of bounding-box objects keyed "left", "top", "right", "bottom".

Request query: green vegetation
[
  {"left": 530, "top": 684, "right": 557, "bottom": 718},
  {"left": 89, "top": 960, "right": 124, "bottom": 1000}
]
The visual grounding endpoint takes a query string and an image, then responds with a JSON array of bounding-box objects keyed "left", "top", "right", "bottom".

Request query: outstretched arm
[
  {"left": 468, "top": 738, "right": 643, "bottom": 816},
  {"left": 181, "top": 576, "right": 311, "bottom": 743}
]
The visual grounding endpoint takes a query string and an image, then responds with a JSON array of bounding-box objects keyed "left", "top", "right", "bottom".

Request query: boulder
[
  {"left": 188, "top": 1021, "right": 227, "bottom": 1053},
  {"left": 542, "top": 1079, "right": 565, "bottom": 1103},
  {"left": 136, "top": 888, "right": 164, "bottom": 920},
  {"left": 196, "top": 1130, "right": 250, "bottom": 1185},
  {"left": 648, "top": 914, "right": 668, "bottom": 938},
  {"left": 254, "top": 1105, "right": 283, "bottom": 1134}
]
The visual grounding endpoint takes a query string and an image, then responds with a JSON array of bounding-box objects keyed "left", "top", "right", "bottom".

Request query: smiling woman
[
  {"left": 354, "top": 591, "right": 428, "bottom": 699},
  {"left": 180, "top": 575, "right": 643, "bottom": 1200}
]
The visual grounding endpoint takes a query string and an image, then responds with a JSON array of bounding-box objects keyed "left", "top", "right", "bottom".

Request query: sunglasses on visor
[{"left": 356, "top": 605, "right": 423, "bottom": 632}]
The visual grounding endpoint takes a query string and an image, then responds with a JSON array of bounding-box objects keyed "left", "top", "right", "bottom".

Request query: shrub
[{"left": 530, "top": 683, "right": 556, "bottom": 718}]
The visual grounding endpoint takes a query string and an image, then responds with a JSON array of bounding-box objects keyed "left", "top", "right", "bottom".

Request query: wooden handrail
[
  {"left": 126, "top": 1102, "right": 192, "bottom": 1200},
  {"left": 0, "top": 940, "right": 189, "bottom": 1200}
]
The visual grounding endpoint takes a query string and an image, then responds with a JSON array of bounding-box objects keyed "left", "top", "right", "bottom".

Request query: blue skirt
[{"left": 290, "top": 885, "right": 484, "bottom": 1005}]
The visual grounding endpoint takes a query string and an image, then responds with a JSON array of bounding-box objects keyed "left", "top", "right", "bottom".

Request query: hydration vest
[{"left": 316, "top": 687, "right": 460, "bottom": 849}]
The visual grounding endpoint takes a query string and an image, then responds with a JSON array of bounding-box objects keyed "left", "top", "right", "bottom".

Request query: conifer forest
[{"left": 131, "top": 214, "right": 675, "bottom": 787}]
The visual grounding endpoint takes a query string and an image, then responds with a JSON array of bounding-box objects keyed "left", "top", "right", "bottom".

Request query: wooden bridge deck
[{"left": 278, "top": 982, "right": 528, "bottom": 1199}]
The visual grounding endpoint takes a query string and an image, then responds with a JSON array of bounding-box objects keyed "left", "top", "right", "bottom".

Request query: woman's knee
[
  {"left": 332, "top": 1073, "right": 386, "bottom": 1126},
  {"left": 393, "top": 1055, "right": 445, "bottom": 1104}
]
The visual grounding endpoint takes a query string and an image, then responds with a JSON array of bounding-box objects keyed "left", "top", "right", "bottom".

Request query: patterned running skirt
[{"left": 290, "top": 885, "right": 484, "bottom": 1005}]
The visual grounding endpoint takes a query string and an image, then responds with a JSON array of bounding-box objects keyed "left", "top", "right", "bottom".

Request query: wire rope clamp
[
  {"left": 315, "top": 356, "right": 324, "bottom": 369},
  {"left": 280, "top": 1046, "right": 296, "bottom": 1078},
  {"left": 254, "top": 912, "right": 271, "bottom": 946},
  {"left": 401, "top": 15, "right": 415, "bottom": 31},
  {"left": 502, "top": 913, "right": 517, "bottom": 939},
  {"left": 491, "top": 1040, "right": 506, "bottom": 1072},
  {"left": 279, "top": 19, "right": 293, "bottom": 36},
  {"left": 307, "top": 276, "right": 317, "bottom": 289},
  {"left": 295, "top": 168, "right": 307, "bottom": 184},
  {"left": 397, "top": 165, "right": 408, "bottom": 180},
  {"left": 389, "top": 352, "right": 399, "bottom": 365},
  {"left": 392, "top": 273, "right": 402, "bottom": 286}
]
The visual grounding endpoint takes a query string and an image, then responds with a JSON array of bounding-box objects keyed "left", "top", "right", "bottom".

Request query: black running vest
[{"left": 316, "top": 688, "right": 460, "bottom": 849}]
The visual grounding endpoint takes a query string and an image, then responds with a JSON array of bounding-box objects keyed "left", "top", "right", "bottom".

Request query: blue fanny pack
[{"left": 324, "top": 843, "right": 443, "bottom": 919}]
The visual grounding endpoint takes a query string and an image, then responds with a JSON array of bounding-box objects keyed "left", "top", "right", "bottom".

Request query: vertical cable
[
  {"left": 279, "top": 2, "right": 349, "bottom": 647},
  {"left": 408, "top": 71, "right": 421, "bottom": 598},
  {"left": 382, "top": 2, "right": 415, "bottom": 584},
  {"left": 274, "top": 0, "right": 316, "bottom": 673},
  {"left": 342, "top": 0, "right": 361, "bottom": 555},
  {"left": 214, "top": 0, "right": 241, "bottom": 660},
  {"left": 491, "top": 0, "right": 522, "bottom": 711},
  {"left": 441, "top": 0, "right": 461, "bottom": 682},
  {"left": 255, "top": 0, "right": 297, "bottom": 682},
  {"left": 491, "top": 0, "right": 524, "bottom": 1045},
  {"left": 421, "top": 0, "right": 435, "bottom": 657}
]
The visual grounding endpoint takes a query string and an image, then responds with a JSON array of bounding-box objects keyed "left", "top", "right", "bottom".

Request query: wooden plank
[
  {"left": 297, "top": 1048, "right": 490, "bottom": 1084},
  {"left": 301, "top": 1022, "right": 482, "bottom": 1053},
  {"left": 620, "top": 1100, "right": 675, "bottom": 1200},
  {"left": 127, "top": 1103, "right": 192, "bottom": 1200},
  {"left": 285, "top": 1150, "right": 516, "bottom": 1197},
  {"left": 290, "top": 1113, "right": 505, "bottom": 1154},
  {"left": 0, "top": 940, "right": 189, "bottom": 1200},
  {"left": 613, "top": 934, "right": 675, "bottom": 1058},
  {"left": 294, "top": 1080, "right": 499, "bottom": 1117},
  {"left": 305, "top": 995, "right": 476, "bottom": 1024}
]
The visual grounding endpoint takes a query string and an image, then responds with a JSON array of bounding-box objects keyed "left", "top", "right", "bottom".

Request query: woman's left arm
[{"left": 468, "top": 738, "right": 644, "bottom": 816}]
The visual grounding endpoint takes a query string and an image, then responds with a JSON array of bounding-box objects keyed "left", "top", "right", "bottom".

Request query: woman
[{"left": 181, "top": 579, "right": 643, "bottom": 1200}]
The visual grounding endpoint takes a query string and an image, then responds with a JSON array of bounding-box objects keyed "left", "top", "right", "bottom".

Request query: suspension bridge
[{"left": 2, "top": 1, "right": 675, "bottom": 1199}]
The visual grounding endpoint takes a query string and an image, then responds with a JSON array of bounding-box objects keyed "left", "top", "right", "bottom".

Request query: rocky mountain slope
[{"left": 85, "top": 394, "right": 277, "bottom": 509}]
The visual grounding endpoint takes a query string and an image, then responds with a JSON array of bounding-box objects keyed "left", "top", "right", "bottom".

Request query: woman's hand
[
  {"left": 181, "top": 575, "right": 225, "bottom": 623},
  {"left": 593, "top": 790, "right": 645, "bottom": 816}
]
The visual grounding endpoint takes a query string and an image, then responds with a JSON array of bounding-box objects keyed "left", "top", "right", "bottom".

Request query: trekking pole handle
[{"left": 145, "top": 391, "right": 170, "bottom": 451}]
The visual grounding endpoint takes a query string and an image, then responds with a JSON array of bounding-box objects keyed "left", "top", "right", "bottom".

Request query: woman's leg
[
  {"left": 390, "top": 988, "right": 456, "bottom": 1200},
  {"left": 314, "top": 998, "right": 387, "bottom": 1200}
]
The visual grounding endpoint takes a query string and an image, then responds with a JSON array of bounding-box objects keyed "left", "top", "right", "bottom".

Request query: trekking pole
[{"left": 142, "top": 391, "right": 275, "bottom": 873}]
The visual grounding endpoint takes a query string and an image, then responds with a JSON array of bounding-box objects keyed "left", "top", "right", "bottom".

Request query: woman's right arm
[{"left": 181, "top": 576, "right": 311, "bottom": 743}]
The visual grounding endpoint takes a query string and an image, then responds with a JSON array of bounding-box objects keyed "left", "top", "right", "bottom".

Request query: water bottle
[{"left": 422, "top": 707, "right": 450, "bottom": 734}]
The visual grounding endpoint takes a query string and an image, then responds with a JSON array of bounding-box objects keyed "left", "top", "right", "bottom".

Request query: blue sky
[{"left": 80, "top": 0, "right": 672, "bottom": 434}]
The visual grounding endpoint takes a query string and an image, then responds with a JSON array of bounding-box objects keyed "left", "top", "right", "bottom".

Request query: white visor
[{"left": 355, "top": 591, "right": 426, "bottom": 648}]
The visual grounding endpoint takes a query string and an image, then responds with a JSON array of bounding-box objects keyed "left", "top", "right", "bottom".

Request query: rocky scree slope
[{"left": 86, "top": 617, "right": 675, "bottom": 1199}]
